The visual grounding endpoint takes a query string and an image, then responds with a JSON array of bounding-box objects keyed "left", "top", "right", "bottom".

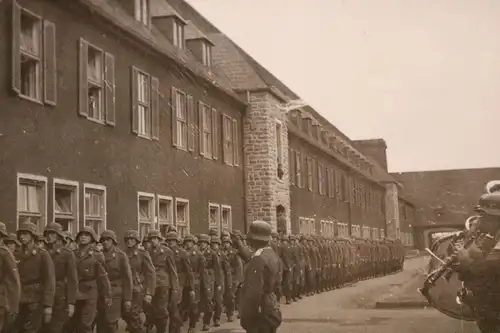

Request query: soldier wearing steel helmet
[
  {"left": 455, "top": 192, "right": 500, "bottom": 332},
  {"left": 96, "top": 230, "right": 133, "bottom": 333},
  {"left": 164, "top": 231, "right": 193, "bottom": 333},
  {"left": 222, "top": 231, "right": 243, "bottom": 323},
  {"left": 182, "top": 234, "right": 206, "bottom": 333},
  {"left": 278, "top": 234, "right": 293, "bottom": 304},
  {"left": 198, "top": 233, "right": 221, "bottom": 332},
  {"left": 146, "top": 229, "right": 179, "bottom": 333},
  {"left": 67, "top": 226, "right": 111, "bottom": 333},
  {"left": 42, "top": 222, "right": 78, "bottom": 333},
  {"left": 0, "top": 222, "right": 20, "bottom": 332},
  {"left": 4, "top": 232, "right": 20, "bottom": 253},
  {"left": 209, "top": 234, "right": 231, "bottom": 328},
  {"left": 12, "top": 221, "right": 55, "bottom": 333},
  {"left": 122, "top": 229, "right": 155, "bottom": 333},
  {"left": 238, "top": 221, "right": 282, "bottom": 333}
]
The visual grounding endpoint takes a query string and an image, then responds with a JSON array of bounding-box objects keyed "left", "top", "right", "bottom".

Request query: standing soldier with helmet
[
  {"left": 198, "top": 233, "right": 221, "bottom": 332},
  {"left": 13, "top": 221, "right": 56, "bottom": 333},
  {"left": 236, "top": 221, "right": 282, "bottom": 333},
  {"left": 4, "top": 233, "right": 20, "bottom": 253},
  {"left": 164, "top": 231, "right": 194, "bottom": 333},
  {"left": 122, "top": 230, "right": 156, "bottom": 333},
  {"left": 96, "top": 230, "right": 133, "bottom": 333},
  {"left": 42, "top": 223, "right": 78, "bottom": 333},
  {"left": 183, "top": 234, "right": 206, "bottom": 333},
  {"left": 210, "top": 234, "right": 232, "bottom": 327},
  {"left": 270, "top": 232, "right": 283, "bottom": 301},
  {"left": 278, "top": 234, "right": 293, "bottom": 304},
  {"left": 222, "top": 231, "right": 243, "bottom": 322},
  {"left": 68, "top": 227, "right": 111, "bottom": 333},
  {"left": 146, "top": 230, "right": 179, "bottom": 333},
  {"left": 0, "top": 222, "right": 20, "bottom": 332}
]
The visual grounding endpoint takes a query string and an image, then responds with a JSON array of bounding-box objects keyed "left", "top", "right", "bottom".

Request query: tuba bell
[{"left": 419, "top": 190, "right": 500, "bottom": 321}]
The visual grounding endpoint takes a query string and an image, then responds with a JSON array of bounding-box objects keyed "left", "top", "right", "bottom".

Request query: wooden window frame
[
  {"left": 173, "top": 18, "right": 185, "bottom": 49},
  {"left": 17, "top": 173, "right": 48, "bottom": 233},
  {"left": 221, "top": 205, "right": 232, "bottom": 232},
  {"left": 134, "top": 0, "right": 150, "bottom": 26},
  {"left": 222, "top": 114, "right": 234, "bottom": 165},
  {"left": 175, "top": 198, "right": 190, "bottom": 234},
  {"left": 307, "top": 157, "right": 313, "bottom": 191},
  {"left": 275, "top": 120, "right": 283, "bottom": 167},
  {"left": 137, "top": 191, "right": 155, "bottom": 239},
  {"left": 200, "top": 102, "right": 213, "bottom": 158},
  {"left": 53, "top": 178, "right": 79, "bottom": 235},
  {"left": 202, "top": 41, "right": 211, "bottom": 67},
  {"left": 208, "top": 202, "right": 221, "bottom": 230},
  {"left": 295, "top": 151, "right": 302, "bottom": 188},
  {"left": 157, "top": 195, "right": 174, "bottom": 230},
  {"left": 83, "top": 183, "right": 107, "bottom": 235}
]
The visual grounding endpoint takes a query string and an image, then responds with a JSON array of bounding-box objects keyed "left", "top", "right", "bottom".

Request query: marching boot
[
  {"left": 201, "top": 324, "right": 210, "bottom": 331},
  {"left": 213, "top": 320, "right": 220, "bottom": 327}
]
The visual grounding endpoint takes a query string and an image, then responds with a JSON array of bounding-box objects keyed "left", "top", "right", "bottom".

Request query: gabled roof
[{"left": 77, "top": 0, "right": 244, "bottom": 105}]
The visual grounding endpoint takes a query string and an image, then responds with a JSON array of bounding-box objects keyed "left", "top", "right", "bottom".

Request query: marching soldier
[
  {"left": 42, "top": 223, "right": 78, "bottom": 333},
  {"left": 183, "top": 234, "right": 206, "bottom": 333},
  {"left": 210, "top": 235, "right": 232, "bottom": 328},
  {"left": 146, "top": 230, "right": 179, "bottom": 333},
  {"left": 270, "top": 232, "right": 283, "bottom": 301},
  {"left": 164, "top": 231, "right": 194, "bottom": 333},
  {"left": 288, "top": 235, "right": 301, "bottom": 301},
  {"left": 96, "top": 230, "right": 133, "bottom": 333},
  {"left": 68, "top": 227, "right": 111, "bottom": 333},
  {"left": 222, "top": 233, "right": 243, "bottom": 322},
  {"left": 14, "top": 221, "right": 56, "bottom": 333},
  {"left": 198, "top": 233, "right": 221, "bottom": 332},
  {"left": 0, "top": 222, "right": 20, "bottom": 332},
  {"left": 4, "top": 232, "right": 20, "bottom": 253},
  {"left": 122, "top": 230, "right": 156, "bottom": 333},
  {"left": 238, "top": 221, "right": 282, "bottom": 333}
]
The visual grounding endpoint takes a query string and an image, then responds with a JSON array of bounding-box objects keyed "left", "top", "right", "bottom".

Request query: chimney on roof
[{"left": 352, "top": 139, "right": 388, "bottom": 171}]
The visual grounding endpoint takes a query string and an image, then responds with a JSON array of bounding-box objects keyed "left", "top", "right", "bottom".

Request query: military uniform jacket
[
  {"left": 240, "top": 247, "right": 281, "bottom": 331},
  {"left": 74, "top": 245, "right": 111, "bottom": 301},
  {"left": 47, "top": 245, "right": 78, "bottom": 305},
  {"left": 15, "top": 244, "right": 56, "bottom": 307},
  {"left": 102, "top": 246, "right": 133, "bottom": 301},
  {"left": 201, "top": 248, "right": 221, "bottom": 299},
  {"left": 186, "top": 247, "right": 206, "bottom": 287},
  {"left": 126, "top": 247, "right": 156, "bottom": 296},
  {"left": 0, "top": 245, "right": 21, "bottom": 313},
  {"left": 170, "top": 245, "right": 194, "bottom": 290},
  {"left": 225, "top": 248, "right": 244, "bottom": 286},
  {"left": 215, "top": 250, "right": 232, "bottom": 290},
  {"left": 278, "top": 243, "right": 293, "bottom": 272},
  {"left": 148, "top": 245, "right": 179, "bottom": 291}
]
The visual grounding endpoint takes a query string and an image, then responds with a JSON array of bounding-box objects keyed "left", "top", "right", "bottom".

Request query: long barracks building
[{"left": 0, "top": 0, "right": 416, "bottom": 246}]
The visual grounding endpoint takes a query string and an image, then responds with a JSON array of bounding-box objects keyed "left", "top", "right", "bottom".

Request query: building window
[
  {"left": 173, "top": 19, "right": 184, "bottom": 49},
  {"left": 19, "top": 9, "right": 41, "bottom": 101},
  {"left": 362, "top": 226, "right": 371, "bottom": 239},
  {"left": 78, "top": 39, "right": 115, "bottom": 125},
  {"left": 53, "top": 179, "right": 78, "bottom": 235},
  {"left": 308, "top": 218, "right": 315, "bottom": 235},
  {"left": 132, "top": 67, "right": 159, "bottom": 140},
  {"left": 295, "top": 151, "right": 302, "bottom": 188},
  {"left": 83, "top": 184, "right": 106, "bottom": 236},
  {"left": 222, "top": 115, "right": 234, "bottom": 165},
  {"left": 318, "top": 163, "right": 325, "bottom": 195},
  {"left": 221, "top": 205, "right": 232, "bottom": 231},
  {"left": 276, "top": 122, "right": 283, "bottom": 166},
  {"left": 134, "top": 0, "right": 149, "bottom": 26},
  {"left": 289, "top": 149, "right": 296, "bottom": 186},
  {"left": 202, "top": 42, "right": 212, "bottom": 67},
  {"left": 201, "top": 103, "right": 213, "bottom": 158},
  {"left": 208, "top": 203, "right": 220, "bottom": 230},
  {"left": 17, "top": 174, "right": 47, "bottom": 232},
  {"left": 175, "top": 198, "right": 190, "bottom": 238},
  {"left": 306, "top": 157, "right": 313, "bottom": 191},
  {"left": 379, "top": 228, "right": 384, "bottom": 239},
  {"left": 138, "top": 192, "right": 155, "bottom": 240},
  {"left": 157, "top": 196, "right": 173, "bottom": 236}
]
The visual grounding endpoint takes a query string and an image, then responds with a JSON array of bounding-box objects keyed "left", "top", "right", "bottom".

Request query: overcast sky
[{"left": 186, "top": 0, "right": 500, "bottom": 173}]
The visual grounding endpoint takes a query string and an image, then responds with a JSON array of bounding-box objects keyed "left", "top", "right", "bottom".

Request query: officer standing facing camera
[{"left": 232, "top": 221, "right": 282, "bottom": 333}]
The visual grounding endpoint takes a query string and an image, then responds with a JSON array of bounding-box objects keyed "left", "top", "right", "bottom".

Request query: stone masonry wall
[
  {"left": 385, "top": 182, "right": 400, "bottom": 239},
  {"left": 243, "top": 91, "right": 291, "bottom": 232}
]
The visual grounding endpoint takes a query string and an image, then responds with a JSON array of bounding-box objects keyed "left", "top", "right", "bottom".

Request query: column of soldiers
[{"left": 0, "top": 220, "right": 405, "bottom": 333}]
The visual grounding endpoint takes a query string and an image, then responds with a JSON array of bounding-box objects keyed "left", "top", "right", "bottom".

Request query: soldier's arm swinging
[
  {"left": 143, "top": 251, "right": 156, "bottom": 297},
  {"left": 183, "top": 252, "right": 195, "bottom": 290},
  {"left": 95, "top": 253, "right": 112, "bottom": 302},
  {"left": 1, "top": 248, "right": 21, "bottom": 315},
  {"left": 65, "top": 251, "right": 79, "bottom": 306},
  {"left": 120, "top": 253, "right": 134, "bottom": 303},
  {"left": 41, "top": 249, "right": 56, "bottom": 308}
]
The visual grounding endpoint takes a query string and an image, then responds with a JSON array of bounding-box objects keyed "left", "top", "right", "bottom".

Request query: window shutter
[
  {"left": 232, "top": 118, "right": 238, "bottom": 166},
  {"left": 222, "top": 115, "right": 228, "bottom": 164},
  {"left": 171, "top": 87, "right": 178, "bottom": 146},
  {"left": 186, "top": 95, "right": 195, "bottom": 151},
  {"left": 131, "top": 67, "right": 138, "bottom": 133},
  {"left": 211, "top": 108, "right": 218, "bottom": 160},
  {"left": 150, "top": 76, "right": 159, "bottom": 140},
  {"left": 289, "top": 149, "right": 295, "bottom": 186},
  {"left": 78, "top": 39, "right": 88, "bottom": 117},
  {"left": 43, "top": 20, "right": 57, "bottom": 105},
  {"left": 104, "top": 52, "right": 116, "bottom": 126},
  {"left": 11, "top": 1, "right": 21, "bottom": 94},
  {"left": 198, "top": 102, "right": 204, "bottom": 156}
]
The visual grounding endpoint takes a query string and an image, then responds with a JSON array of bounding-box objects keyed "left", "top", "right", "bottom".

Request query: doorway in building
[{"left": 276, "top": 205, "right": 286, "bottom": 234}]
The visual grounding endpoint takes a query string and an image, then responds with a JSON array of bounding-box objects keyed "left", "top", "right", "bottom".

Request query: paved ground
[{"left": 206, "top": 257, "right": 480, "bottom": 333}]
